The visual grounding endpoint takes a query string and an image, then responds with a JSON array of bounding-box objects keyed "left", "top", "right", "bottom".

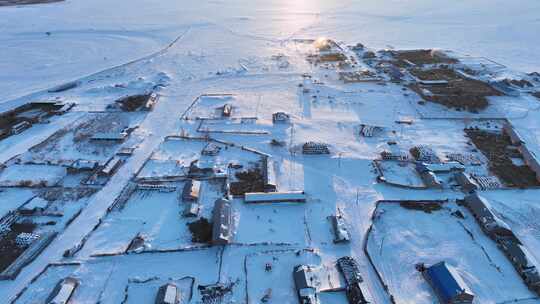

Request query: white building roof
[{"left": 163, "top": 284, "right": 177, "bottom": 304}]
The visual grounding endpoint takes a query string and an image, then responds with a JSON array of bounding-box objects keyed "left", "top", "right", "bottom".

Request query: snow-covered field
[
  {"left": 2, "top": 0, "right": 540, "bottom": 104},
  {"left": 367, "top": 202, "right": 534, "bottom": 303}
]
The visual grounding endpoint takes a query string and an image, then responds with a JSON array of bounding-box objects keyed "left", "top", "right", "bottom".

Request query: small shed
[
  {"left": 53, "top": 102, "right": 75, "bottom": 115},
  {"left": 100, "top": 156, "right": 123, "bottom": 176},
  {"left": 454, "top": 172, "right": 478, "bottom": 193},
  {"left": 330, "top": 215, "right": 350, "bottom": 243},
  {"left": 211, "top": 198, "right": 233, "bottom": 245},
  {"left": 155, "top": 283, "right": 179, "bottom": 304},
  {"left": 182, "top": 179, "right": 201, "bottom": 202},
  {"left": 420, "top": 171, "right": 443, "bottom": 189},
  {"left": 183, "top": 201, "right": 200, "bottom": 217},
  {"left": 423, "top": 262, "right": 474, "bottom": 304},
  {"left": 272, "top": 112, "right": 290, "bottom": 123},
  {"left": 202, "top": 143, "right": 221, "bottom": 156},
  {"left": 47, "top": 277, "right": 79, "bottom": 304},
  {"left": 70, "top": 159, "right": 98, "bottom": 171},
  {"left": 222, "top": 104, "right": 233, "bottom": 117},
  {"left": 302, "top": 142, "right": 330, "bottom": 155},
  {"left": 145, "top": 93, "right": 159, "bottom": 111}
]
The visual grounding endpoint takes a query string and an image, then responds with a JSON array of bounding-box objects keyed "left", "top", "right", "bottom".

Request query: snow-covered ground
[
  {"left": 2, "top": 0, "right": 540, "bottom": 104},
  {"left": 1, "top": 1, "right": 540, "bottom": 303},
  {"left": 368, "top": 202, "right": 534, "bottom": 303}
]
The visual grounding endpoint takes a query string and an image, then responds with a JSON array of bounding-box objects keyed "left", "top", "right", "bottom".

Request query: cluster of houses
[
  {"left": 46, "top": 277, "right": 181, "bottom": 304},
  {"left": 0, "top": 101, "right": 75, "bottom": 139},
  {"left": 464, "top": 193, "right": 540, "bottom": 294},
  {"left": 292, "top": 256, "right": 371, "bottom": 304}
]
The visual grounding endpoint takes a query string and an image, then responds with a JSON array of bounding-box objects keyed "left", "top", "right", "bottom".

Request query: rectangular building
[
  {"left": 244, "top": 191, "right": 306, "bottom": 203},
  {"left": 423, "top": 261, "right": 474, "bottom": 304},
  {"left": 211, "top": 198, "right": 233, "bottom": 245}
]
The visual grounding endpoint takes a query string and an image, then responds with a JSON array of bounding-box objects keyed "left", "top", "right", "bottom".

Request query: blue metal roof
[{"left": 425, "top": 262, "right": 472, "bottom": 303}]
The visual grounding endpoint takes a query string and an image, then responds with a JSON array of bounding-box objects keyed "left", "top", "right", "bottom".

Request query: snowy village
[{"left": 1, "top": 1, "right": 540, "bottom": 304}]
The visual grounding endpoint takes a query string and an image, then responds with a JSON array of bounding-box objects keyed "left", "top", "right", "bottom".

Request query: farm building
[
  {"left": 463, "top": 193, "right": 518, "bottom": 241},
  {"left": 70, "top": 159, "right": 98, "bottom": 171},
  {"left": 181, "top": 179, "right": 201, "bottom": 202},
  {"left": 100, "top": 156, "right": 123, "bottom": 176},
  {"left": 145, "top": 93, "right": 159, "bottom": 110},
  {"left": 244, "top": 191, "right": 306, "bottom": 203},
  {"left": 454, "top": 172, "right": 478, "bottom": 193},
  {"left": 272, "top": 111, "right": 290, "bottom": 123},
  {"left": 337, "top": 256, "right": 370, "bottom": 304},
  {"left": 188, "top": 160, "right": 215, "bottom": 178},
  {"left": 46, "top": 277, "right": 79, "bottom": 304},
  {"left": 211, "top": 198, "right": 233, "bottom": 245},
  {"left": 380, "top": 149, "right": 410, "bottom": 161},
  {"left": 422, "top": 261, "right": 474, "bottom": 304},
  {"left": 359, "top": 124, "right": 383, "bottom": 137},
  {"left": 117, "top": 147, "right": 136, "bottom": 156},
  {"left": 11, "top": 121, "right": 31, "bottom": 135},
  {"left": 221, "top": 104, "right": 233, "bottom": 117},
  {"left": 201, "top": 143, "right": 221, "bottom": 156},
  {"left": 155, "top": 283, "right": 179, "bottom": 304},
  {"left": 183, "top": 201, "right": 200, "bottom": 217},
  {"left": 293, "top": 265, "right": 319, "bottom": 304},
  {"left": 410, "top": 145, "right": 441, "bottom": 163},
  {"left": 262, "top": 157, "right": 277, "bottom": 192},
  {"left": 499, "top": 238, "right": 540, "bottom": 293},
  {"left": 302, "top": 142, "right": 330, "bottom": 155},
  {"left": 53, "top": 102, "right": 75, "bottom": 115},
  {"left": 503, "top": 121, "right": 540, "bottom": 183},
  {"left": 19, "top": 197, "right": 48, "bottom": 215},
  {"left": 419, "top": 170, "right": 443, "bottom": 189},
  {"left": 330, "top": 214, "right": 350, "bottom": 243}
]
